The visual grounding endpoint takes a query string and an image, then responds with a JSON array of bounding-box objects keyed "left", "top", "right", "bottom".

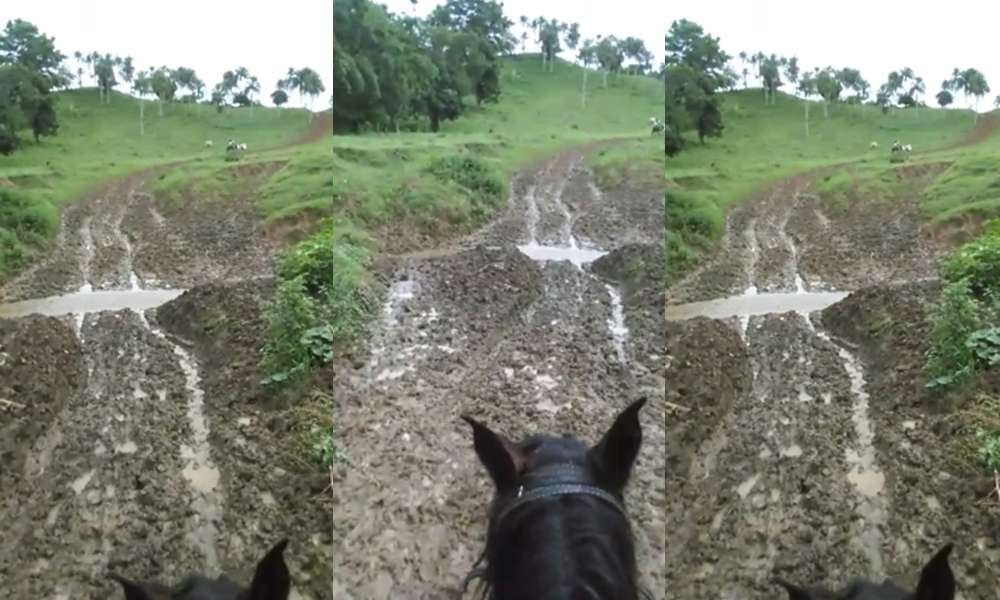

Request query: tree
[
  {"left": 784, "top": 57, "right": 800, "bottom": 93},
  {"left": 948, "top": 68, "right": 990, "bottom": 122},
  {"left": 814, "top": 67, "right": 841, "bottom": 117},
  {"left": 132, "top": 69, "right": 152, "bottom": 136},
  {"left": 665, "top": 63, "right": 723, "bottom": 155},
  {"left": 578, "top": 39, "right": 596, "bottom": 108},
  {"left": 798, "top": 71, "right": 816, "bottom": 137},
  {"left": 594, "top": 36, "right": 623, "bottom": 87},
  {"left": 0, "top": 20, "right": 66, "bottom": 87},
  {"left": 936, "top": 89, "right": 953, "bottom": 109},
  {"left": 271, "top": 88, "right": 289, "bottom": 109},
  {"left": 620, "top": 36, "right": 652, "bottom": 75},
  {"left": 295, "top": 67, "right": 325, "bottom": 120},
  {"left": 93, "top": 54, "right": 118, "bottom": 104},
  {"left": 665, "top": 20, "right": 730, "bottom": 88},
  {"left": 427, "top": 0, "right": 514, "bottom": 55},
  {"left": 518, "top": 16, "right": 529, "bottom": 52},
  {"left": 0, "top": 64, "right": 59, "bottom": 153},
  {"left": 759, "top": 54, "right": 782, "bottom": 104},
  {"left": 150, "top": 67, "right": 177, "bottom": 116}
]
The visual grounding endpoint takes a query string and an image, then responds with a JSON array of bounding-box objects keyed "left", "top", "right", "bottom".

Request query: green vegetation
[
  {"left": 0, "top": 188, "right": 58, "bottom": 279},
  {"left": 665, "top": 88, "right": 973, "bottom": 285},
  {"left": 925, "top": 221, "right": 1000, "bottom": 475}
]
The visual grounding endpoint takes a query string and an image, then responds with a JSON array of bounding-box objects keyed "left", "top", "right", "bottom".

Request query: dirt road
[
  {"left": 0, "top": 164, "right": 331, "bottom": 598},
  {"left": 330, "top": 148, "right": 666, "bottom": 599},
  {"left": 665, "top": 170, "right": 1000, "bottom": 598}
]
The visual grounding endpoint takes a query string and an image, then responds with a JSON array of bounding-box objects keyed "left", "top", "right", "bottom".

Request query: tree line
[
  {"left": 333, "top": 0, "right": 660, "bottom": 133},
  {"left": 0, "top": 18, "right": 327, "bottom": 154},
  {"left": 666, "top": 18, "right": 996, "bottom": 156}
]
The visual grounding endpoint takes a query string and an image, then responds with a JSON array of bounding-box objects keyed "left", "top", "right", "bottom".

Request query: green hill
[
  {"left": 666, "top": 88, "right": 979, "bottom": 284},
  {"left": 331, "top": 54, "right": 664, "bottom": 252}
]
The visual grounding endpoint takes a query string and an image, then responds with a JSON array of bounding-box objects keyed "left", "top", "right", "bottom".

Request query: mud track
[
  {"left": 0, "top": 163, "right": 330, "bottom": 598},
  {"left": 330, "top": 148, "right": 665, "bottom": 598},
  {"left": 665, "top": 169, "right": 1000, "bottom": 597}
]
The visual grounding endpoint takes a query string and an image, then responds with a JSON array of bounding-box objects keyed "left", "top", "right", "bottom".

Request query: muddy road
[
  {"left": 0, "top": 166, "right": 331, "bottom": 598},
  {"left": 665, "top": 172, "right": 1000, "bottom": 598},
  {"left": 330, "top": 148, "right": 666, "bottom": 598}
]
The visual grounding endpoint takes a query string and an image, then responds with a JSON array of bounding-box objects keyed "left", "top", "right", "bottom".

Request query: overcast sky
[
  {"left": 4, "top": 0, "right": 331, "bottom": 108},
  {"left": 669, "top": 0, "right": 998, "bottom": 111},
  {"left": 379, "top": 0, "right": 665, "bottom": 67}
]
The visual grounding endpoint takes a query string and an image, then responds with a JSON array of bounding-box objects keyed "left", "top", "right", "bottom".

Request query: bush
[
  {"left": 426, "top": 154, "right": 505, "bottom": 219},
  {"left": 940, "top": 228, "right": 1000, "bottom": 299},
  {"left": 666, "top": 189, "right": 723, "bottom": 239}
]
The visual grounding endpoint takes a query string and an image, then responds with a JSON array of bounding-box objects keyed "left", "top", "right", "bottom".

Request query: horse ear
[
  {"left": 914, "top": 544, "right": 955, "bottom": 600},
  {"left": 248, "top": 539, "right": 291, "bottom": 600},
  {"left": 587, "top": 397, "right": 646, "bottom": 490},
  {"left": 108, "top": 574, "right": 154, "bottom": 600},
  {"left": 772, "top": 578, "right": 814, "bottom": 600},
  {"left": 461, "top": 415, "right": 523, "bottom": 491}
]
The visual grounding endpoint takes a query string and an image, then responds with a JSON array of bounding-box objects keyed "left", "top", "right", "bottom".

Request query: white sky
[
  {"left": 669, "top": 0, "right": 999, "bottom": 111},
  {"left": 3, "top": 0, "right": 331, "bottom": 108},
  {"left": 379, "top": 0, "right": 665, "bottom": 67}
]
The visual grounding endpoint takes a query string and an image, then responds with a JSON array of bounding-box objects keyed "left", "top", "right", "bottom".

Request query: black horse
[
  {"left": 461, "top": 397, "right": 648, "bottom": 599},
  {"left": 109, "top": 538, "right": 291, "bottom": 600},
  {"left": 774, "top": 543, "right": 955, "bottom": 600}
]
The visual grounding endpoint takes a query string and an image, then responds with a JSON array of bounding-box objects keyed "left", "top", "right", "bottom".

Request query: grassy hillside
[
  {"left": 0, "top": 88, "right": 319, "bottom": 280},
  {"left": 666, "top": 88, "right": 977, "bottom": 284},
  {"left": 331, "top": 54, "right": 664, "bottom": 251}
]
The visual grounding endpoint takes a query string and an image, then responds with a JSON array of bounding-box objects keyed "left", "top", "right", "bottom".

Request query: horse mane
[{"left": 474, "top": 493, "right": 639, "bottom": 600}]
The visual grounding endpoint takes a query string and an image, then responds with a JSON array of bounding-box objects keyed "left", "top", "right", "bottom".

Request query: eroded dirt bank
[
  {"left": 0, "top": 161, "right": 330, "bottom": 598},
  {"left": 665, "top": 170, "right": 1000, "bottom": 598},
  {"left": 330, "top": 148, "right": 665, "bottom": 599}
]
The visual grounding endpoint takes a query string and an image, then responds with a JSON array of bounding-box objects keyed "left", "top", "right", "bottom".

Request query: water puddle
[
  {"left": 0, "top": 288, "right": 184, "bottom": 319},
  {"left": 605, "top": 285, "right": 629, "bottom": 363},
  {"left": 814, "top": 321, "right": 887, "bottom": 573},
  {"left": 666, "top": 290, "right": 849, "bottom": 321},
  {"left": 516, "top": 241, "right": 608, "bottom": 267},
  {"left": 138, "top": 311, "right": 222, "bottom": 569}
]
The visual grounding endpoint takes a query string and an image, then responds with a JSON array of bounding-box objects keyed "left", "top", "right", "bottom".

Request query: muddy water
[
  {"left": 331, "top": 149, "right": 665, "bottom": 598},
  {"left": 665, "top": 290, "right": 848, "bottom": 322},
  {"left": 139, "top": 311, "right": 223, "bottom": 570},
  {"left": 0, "top": 288, "right": 184, "bottom": 319}
]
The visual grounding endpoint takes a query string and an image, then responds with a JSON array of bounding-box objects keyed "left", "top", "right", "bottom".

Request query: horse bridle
[{"left": 462, "top": 462, "right": 652, "bottom": 598}]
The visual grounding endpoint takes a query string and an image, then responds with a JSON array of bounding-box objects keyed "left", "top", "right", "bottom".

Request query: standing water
[
  {"left": 813, "top": 320, "right": 887, "bottom": 574},
  {"left": 138, "top": 310, "right": 223, "bottom": 570},
  {"left": 605, "top": 285, "right": 629, "bottom": 364}
]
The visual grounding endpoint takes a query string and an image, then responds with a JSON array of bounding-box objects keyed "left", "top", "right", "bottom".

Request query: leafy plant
[{"left": 975, "top": 428, "right": 1000, "bottom": 473}]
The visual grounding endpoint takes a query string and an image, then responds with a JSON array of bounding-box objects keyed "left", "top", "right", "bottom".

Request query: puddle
[
  {"left": 0, "top": 289, "right": 184, "bottom": 319},
  {"left": 138, "top": 311, "right": 222, "bottom": 569},
  {"left": 666, "top": 291, "right": 848, "bottom": 321},
  {"left": 815, "top": 324, "right": 887, "bottom": 573},
  {"left": 605, "top": 285, "right": 629, "bottom": 363},
  {"left": 516, "top": 240, "right": 607, "bottom": 267}
]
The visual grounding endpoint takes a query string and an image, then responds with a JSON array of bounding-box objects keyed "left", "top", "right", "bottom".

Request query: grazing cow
[
  {"left": 237, "top": 143, "right": 248, "bottom": 151},
  {"left": 870, "top": 141, "right": 878, "bottom": 149},
  {"left": 650, "top": 117, "right": 665, "bottom": 134},
  {"left": 109, "top": 539, "right": 290, "bottom": 600},
  {"left": 460, "top": 398, "right": 650, "bottom": 600},
  {"left": 774, "top": 543, "right": 954, "bottom": 600},
  {"left": 204, "top": 140, "right": 213, "bottom": 148},
  {"left": 903, "top": 143, "right": 912, "bottom": 152},
  {"left": 226, "top": 139, "right": 237, "bottom": 151},
  {"left": 891, "top": 139, "right": 903, "bottom": 152}
]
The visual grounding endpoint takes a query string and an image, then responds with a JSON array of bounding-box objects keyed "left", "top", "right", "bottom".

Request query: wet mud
[{"left": 331, "top": 147, "right": 665, "bottom": 599}]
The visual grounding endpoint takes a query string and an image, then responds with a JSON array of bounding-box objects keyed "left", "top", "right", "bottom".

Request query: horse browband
[{"left": 492, "top": 463, "right": 626, "bottom": 527}]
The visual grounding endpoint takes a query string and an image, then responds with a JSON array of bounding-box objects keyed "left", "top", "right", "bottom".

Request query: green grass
[
  {"left": 665, "top": 88, "right": 976, "bottom": 285},
  {"left": 0, "top": 88, "right": 317, "bottom": 282},
  {"left": 330, "top": 54, "right": 663, "bottom": 251}
]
